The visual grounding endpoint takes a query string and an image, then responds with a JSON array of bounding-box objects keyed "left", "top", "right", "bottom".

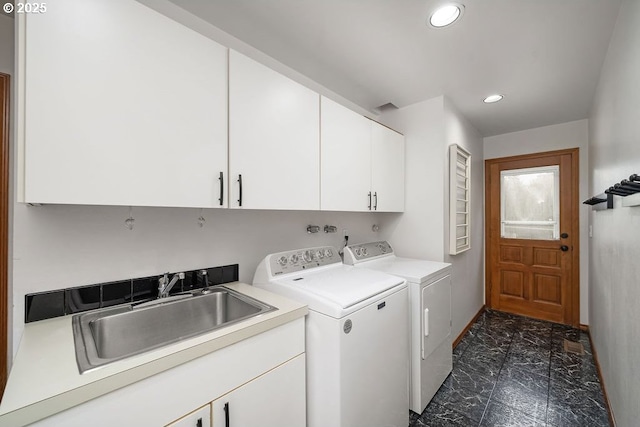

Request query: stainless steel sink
[{"left": 72, "top": 287, "right": 276, "bottom": 374}]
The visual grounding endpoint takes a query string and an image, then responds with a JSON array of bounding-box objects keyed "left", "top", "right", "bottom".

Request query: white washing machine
[
  {"left": 343, "top": 241, "right": 452, "bottom": 414},
  {"left": 253, "top": 246, "right": 409, "bottom": 427}
]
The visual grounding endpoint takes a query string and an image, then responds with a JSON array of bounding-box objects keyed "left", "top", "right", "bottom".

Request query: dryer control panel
[
  {"left": 344, "top": 241, "right": 394, "bottom": 264},
  {"left": 269, "top": 246, "right": 342, "bottom": 276}
]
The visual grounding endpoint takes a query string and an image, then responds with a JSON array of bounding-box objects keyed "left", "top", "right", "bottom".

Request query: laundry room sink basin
[{"left": 72, "top": 287, "right": 277, "bottom": 373}]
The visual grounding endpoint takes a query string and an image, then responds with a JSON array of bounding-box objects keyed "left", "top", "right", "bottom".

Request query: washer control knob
[
  {"left": 303, "top": 250, "right": 312, "bottom": 262},
  {"left": 355, "top": 248, "right": 362, "bottom": 256},
  {"left": 325, "top": 248, "right": 334, "bottom": 258},
  {"left": 316, "top": 250, "right": 324, "bottom": 259},
  {"left": 277, "top": 256, "right": 288, "bottom": 266},
  {"left": 361, "top": 247, "right": 368, "bottom": 256},
  {"left": 289, "top": 253, "right": 299, "bottom": 264},
  {"left": 378, "top": 243, "right": 387, "bottom": 254}
]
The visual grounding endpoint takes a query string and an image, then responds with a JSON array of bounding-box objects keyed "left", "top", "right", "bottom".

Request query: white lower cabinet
[
  {"left": 28, "top": 319, "right": 305, "bottom": 427},
  {"left": 212, "top": 355, "right": 305, "bottom": 427},
  {"left": 166, "top": 404, "right": 211, "bottom": 427}
]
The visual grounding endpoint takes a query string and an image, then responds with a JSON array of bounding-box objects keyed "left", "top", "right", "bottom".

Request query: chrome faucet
[
  {"left": 199, "top": 270, "right": 210, "bottom": 292},
  {"left": 158, "top": 272, "right": 185, "bottom": 298}
]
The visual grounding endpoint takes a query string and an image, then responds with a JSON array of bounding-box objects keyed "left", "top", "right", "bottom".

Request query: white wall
[
  {"left": 442, "top": 99, "right": 485, "bottom": 338},
  {"left": 378, "top": 97, "right": 445, "bottom": 262},
  {"left": 588, "top": 0, "right": 640, "bottom": 425},
  {"left": 483, "top": 120, "right": 590, "bottom": 324},
  {"left": 12, "top": 205, "right": 386, "bottom": 354},
  {"left": 380, "top": 96, "right": 485, "bottom": 339}
]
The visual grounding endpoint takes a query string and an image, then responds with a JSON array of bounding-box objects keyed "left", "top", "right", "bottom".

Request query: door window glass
[{"left": 500, "top": 165, "right": 559, "bottom": 240}]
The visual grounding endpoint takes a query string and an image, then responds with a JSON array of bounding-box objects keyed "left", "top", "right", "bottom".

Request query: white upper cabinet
[
  {"left": 321, "top": 97, "right": 405, "bottom": 212},
  {"left": 371, "top": 123, "right": 405, "bottom": 212},
  {"left": 20, "top": 0, "right": 228, "bottom": 207},
  {"left": 321, "top": 97, "right": 372, "bottom": 212},
  {"left": 229, "top": 50, "right": 320, "bottom": 210}
]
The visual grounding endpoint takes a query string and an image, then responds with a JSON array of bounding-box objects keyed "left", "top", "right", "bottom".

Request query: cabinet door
[
  {"left": 229, "top": 51, "right": 319, "bottom": 210},
  {"left": 21, "top": 0, "right": 228, "bottom": 207},
  {"left": 212, "top": 354, "right": 305, "bottom": 427},
  {"left": 320, "top": 97, "right": 372, "bottom": 211},
  {"left": 371, "top": 122, "right": 405, "bottom": 212},
  {"left": 166, "top": 404, "right": 211, "bottom": 427}
]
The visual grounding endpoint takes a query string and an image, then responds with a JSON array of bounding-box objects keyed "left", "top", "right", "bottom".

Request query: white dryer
[
  {"left": 253, "top": 246, "right": 409, "bottom": 427},
  {"left": 344, "top": 241, "right": 452, "bottom": 414}
]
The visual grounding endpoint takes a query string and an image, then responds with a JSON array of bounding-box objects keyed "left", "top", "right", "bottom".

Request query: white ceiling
[{"left": 167, "top": 0, "right": 621, "bottom": 137}]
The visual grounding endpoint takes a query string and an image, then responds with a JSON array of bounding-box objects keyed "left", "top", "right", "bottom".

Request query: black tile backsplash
[
  {"left": 25, "top": 264, "right": 240, "bottom": 323},
  {"left": 132, "top": 277, "right": 157, "bottom": 302},
  {"left": 222, "top": 264, "right": 239, "bottom": 283},
  {"left": 208, "top": 266, "right": 224, "bottom": 285},
  {"left": 65, "top": 286, "right": 100, "bottom": 314},
  {"left": 181, "top": 270, "right": 198, "bottom": 292},
  {"left": 102, "top": 280, "right": 133, "bottom": 308},
  {"left": 25, "top": 290, "right": 65, "bottom": 323}
]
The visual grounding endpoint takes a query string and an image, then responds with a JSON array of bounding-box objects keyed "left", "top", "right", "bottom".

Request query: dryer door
[{"left": 421, "top": 275, "right": 451, "bottom": 359}]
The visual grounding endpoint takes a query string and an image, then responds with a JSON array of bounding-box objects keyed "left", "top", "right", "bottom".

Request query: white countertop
[{"left": 0, "top": 282, "right": 308, "bottom": 427}]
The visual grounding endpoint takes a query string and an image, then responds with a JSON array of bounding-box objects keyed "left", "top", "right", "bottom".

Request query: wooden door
[{"left": 485, "top": 149, "right": 579, "bottom": 326}]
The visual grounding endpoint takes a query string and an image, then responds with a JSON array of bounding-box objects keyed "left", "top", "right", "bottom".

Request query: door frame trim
[
  {"left": 0, "top": 73, "right": 9, "bottom": 396},
  {"left": 484, "top": 148, "right": 580, "bottom": 327}
]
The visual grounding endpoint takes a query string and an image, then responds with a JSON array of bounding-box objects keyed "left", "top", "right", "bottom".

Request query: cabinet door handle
[
  {"left": 196, "top": 417, "right": 203, "bottom": 427},
  {"left": 368, "top": 192, "right": 372, "bottom": 210},
  {"left": 218, "top": 172, "right": 224, "bottom": 206},
  {"left": 237, "top": 174, "right": 243, "bottom": 207},
  {"left": 224, "top": 402, "right": 230, "bottom": 427},
  {"left": 373, "top": 192, "right": 378, "bottom": 210}
]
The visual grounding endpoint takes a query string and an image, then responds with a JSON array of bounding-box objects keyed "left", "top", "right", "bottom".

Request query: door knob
[
  {"left": 560, "top": 233, "right": 569, "bottom": 239},
  {"left": 560, "top": 245, "right": 569, "bottom": 252}
]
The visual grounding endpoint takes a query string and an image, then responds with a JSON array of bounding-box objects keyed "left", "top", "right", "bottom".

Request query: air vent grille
[
  {"left": 563, "top": 339, "right": 585, "bottom": 355},
  {"left": 375, "top": 102, "right": 399, "bottom": 113}
]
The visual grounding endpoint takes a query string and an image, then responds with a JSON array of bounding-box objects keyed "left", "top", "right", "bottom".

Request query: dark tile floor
[{"left": 410, "top": 310, "right": 611, "bottom": 427}]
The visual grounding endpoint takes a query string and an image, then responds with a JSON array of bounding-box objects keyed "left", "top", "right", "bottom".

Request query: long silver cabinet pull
[
  {"left": 237, "top": 175, "right": 243, "bottom": 207},
  {"left": 374, "top": 192, "right": 378, "bottom": 210},
  {"left": 218, "top": 172, "right": 224, "bottom": 206},
  {"left": 368, "top": 191, "right": 372, "bottom": 210}
]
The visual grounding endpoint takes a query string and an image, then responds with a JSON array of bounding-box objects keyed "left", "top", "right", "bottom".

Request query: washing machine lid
[
  {"left": 272, "top": 264, "right": 405, "bottom": 317},
  {"left": 357, "top": 256, "right": 451, "bottom": 284}
]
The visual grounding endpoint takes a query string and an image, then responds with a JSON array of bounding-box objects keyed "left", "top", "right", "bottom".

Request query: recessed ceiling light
[
  {"left": 429, "top": 3, "right": 464, "bottom": 28},
  {"left": 483, "top": 94, "right": 504, "bottom": 103}
]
